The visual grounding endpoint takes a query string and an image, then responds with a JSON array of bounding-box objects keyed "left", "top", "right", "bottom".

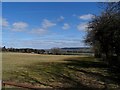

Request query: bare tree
[{"left": 51, "top": 48, "right": 62, "bottom": 55}]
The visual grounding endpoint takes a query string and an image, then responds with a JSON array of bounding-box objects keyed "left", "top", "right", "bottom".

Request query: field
[{"left": 2, "top": 53, "right": 120, "bottom": 89}]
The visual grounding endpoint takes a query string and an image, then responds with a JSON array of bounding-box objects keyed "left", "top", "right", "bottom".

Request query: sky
[{"left": 2, "top": 2, "right": 102, "bottom": 49}]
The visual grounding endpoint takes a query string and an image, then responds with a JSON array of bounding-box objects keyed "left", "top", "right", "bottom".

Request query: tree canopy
[{"left": 85, "top": 2, "right": 120, "bottom": 67}]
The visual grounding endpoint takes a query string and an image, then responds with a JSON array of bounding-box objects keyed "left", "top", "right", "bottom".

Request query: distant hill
[
  {"left": 43, "top": 47, "right": 93, "bottom": 55},
  {"left": 61, "top": 47, "right": 93, "bottom": 53},
  {"left": 61, "top": 47, "right": 90, "bottom": 49}
]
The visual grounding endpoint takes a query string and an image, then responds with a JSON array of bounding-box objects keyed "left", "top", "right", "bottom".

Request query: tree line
[
  {"left": 85, "top": 2, "right": 120, "bottom": 68},
  {"left": 0, "top": 46, "right": 92, "bottom": 55},
  {"left": 0, "top": 46, "right": 45, "bottom": 54}
]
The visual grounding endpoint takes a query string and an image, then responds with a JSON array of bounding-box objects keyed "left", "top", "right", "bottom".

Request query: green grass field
[{"left": 2, "top": 52, "right": 120, "bottom": 89}]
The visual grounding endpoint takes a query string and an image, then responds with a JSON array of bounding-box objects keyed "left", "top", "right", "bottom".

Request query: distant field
[{"left": 2, "top": 52, "right": 120, "bottom": 89}]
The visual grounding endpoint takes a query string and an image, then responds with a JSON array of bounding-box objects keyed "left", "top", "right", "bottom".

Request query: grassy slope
[
  {"left": 2, "top": 52, "right": 120, "bottom": 89},
  {"left": 2, "top": 53, "right": 81, "bottom": 80}
]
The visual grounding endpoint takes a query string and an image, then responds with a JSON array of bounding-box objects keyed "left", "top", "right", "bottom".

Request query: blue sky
[{"left": 2, "top": 2, "right": 102, "bottom": 49}]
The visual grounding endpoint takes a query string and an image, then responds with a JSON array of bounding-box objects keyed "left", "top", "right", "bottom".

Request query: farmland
[{"left": 2, "top": 53, "right": 120, "bottom": 89}]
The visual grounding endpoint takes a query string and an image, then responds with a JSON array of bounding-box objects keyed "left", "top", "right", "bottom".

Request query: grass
[{"left": 2, "top": 52, "right": 120, "bottom": 89}]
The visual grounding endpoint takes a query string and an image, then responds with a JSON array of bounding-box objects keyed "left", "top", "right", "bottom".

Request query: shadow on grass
[
  {"left": 64, "top": 58, "right": 120, "bottom": 84},
  {"left": 8, "top": 56, "right": 120, "bottom": 90}
]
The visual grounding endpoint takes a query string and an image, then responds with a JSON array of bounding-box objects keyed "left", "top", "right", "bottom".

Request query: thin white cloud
[
  {"left": 12, "top": 22, "right": 28, "bottom": 31},
  {"left": 1, "top": 18, "right": 9, "bottom": 27},
  {"left": 42, "top": 19, "right": 56, "bottom": 29},
  {"left": 30, "top": 28, "right": 47, "bottom": 35},
  {"left": 30, "top": 19, "right": 56, "bottom": 35},
  {"left": 79, "top": 14, "right": 94, "bottom": 20},
  {"left": 19, "top": 39, "right": 85, "bottom": 49},
  {"left": 57, "top": 16, "right": 64, "bottom": 22},
  {"left": 77, "top": 22, "right": 88, "bottom": 31},
  {"left": 60, "top": 16, "right": 64, "bottom": 20},
  {"left": 62, "top": 23, "right": 70, "bottom": 30},
  {"left": 72, "top": 14, "right": 77, "bottom": 17},
  {"left": 0, "top": 17, "right": 2, "bottom": 27}
]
